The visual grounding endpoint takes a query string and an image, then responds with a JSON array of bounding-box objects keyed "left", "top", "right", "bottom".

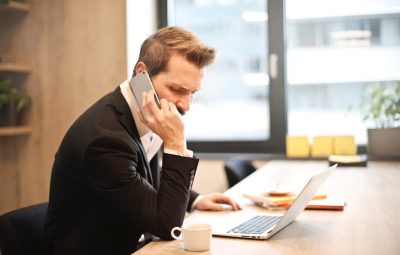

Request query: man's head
[
  {"left": 133, "top": 27, "right": 216, "bottom": 115},
  {"left": 134, "top": 26, "right": 216, "bottom": 78}
]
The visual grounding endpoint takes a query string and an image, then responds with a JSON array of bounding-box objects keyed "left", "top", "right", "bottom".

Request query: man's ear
[{"left": 134, "top": 62, "right": 147, "bottom": 75}]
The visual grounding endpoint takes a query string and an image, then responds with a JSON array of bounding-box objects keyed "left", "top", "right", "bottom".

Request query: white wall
[
  {"left": 192, "top": 159, "right": 268, "bottom": 194},
  {"left": 126, "top": 0, "right": 157, "bottom": 77},
  {"left": 192, "top": 160, "right": 228, "bottom": 194}
]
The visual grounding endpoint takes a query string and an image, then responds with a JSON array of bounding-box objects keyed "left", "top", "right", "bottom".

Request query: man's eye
[{"left": 173, "top": 88, "right": 186, "bottom": 94}]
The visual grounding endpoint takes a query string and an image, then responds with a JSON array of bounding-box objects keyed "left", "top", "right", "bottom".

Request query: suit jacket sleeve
[
  {"left": 84, "top": 135, "right": 199, "bottom": 240},
  {"left": 149, "top": 151, "right": 200, "bottom": 212}
]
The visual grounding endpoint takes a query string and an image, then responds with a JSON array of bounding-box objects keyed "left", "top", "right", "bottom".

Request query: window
[
  {"left": 286, "top": 0, "right": 400, "bottom": 144},
  {"left": 162, "top": 0, "right": 286, "bottom": 153},
  {"left": 161, "top": 0, "right": 400, "bottom": 153}
]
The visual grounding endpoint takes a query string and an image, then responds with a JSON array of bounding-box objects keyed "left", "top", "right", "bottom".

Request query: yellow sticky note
[
  {"left": 333, "top": 136, "right": 356, "bottom": 155},
  {"left": 286, "top": 136, "right": 309, "bottom": 158},
  {"left": 311, "top": 136, "right": 333, "bottom": 158}
]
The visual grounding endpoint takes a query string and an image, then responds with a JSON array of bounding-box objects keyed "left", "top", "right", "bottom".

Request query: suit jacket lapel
[{"left": 109, "top": 87, "right": 154, "bottom": 185}]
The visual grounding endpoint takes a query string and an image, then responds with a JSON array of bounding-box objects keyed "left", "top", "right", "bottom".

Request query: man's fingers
[
  {"left": 207, "top": 203, "right": 225, "bottom": 211},
  {"left": 222, "top": 198, "right": 241, "bottom": 211},
  {"left": 144, "top": 91, "right": 160, "bottom": 112},
  {"left": 209, "top": 194, "right": 242, "bottom": 211},
  {"left": 160, "top": 98, "right": 169, "bottom": 110},
  {"left": 231, "top": 201, "right": 242, "bottom": 211}
]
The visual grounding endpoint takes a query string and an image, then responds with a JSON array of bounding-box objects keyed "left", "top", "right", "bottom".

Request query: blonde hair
[{"left": 134, "top": 27, "right": 216, "bottom": 77}]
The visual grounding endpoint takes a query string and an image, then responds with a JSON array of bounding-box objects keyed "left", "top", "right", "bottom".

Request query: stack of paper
[{"left": 243, "top": 192, "right": 345, "bottom": 210}]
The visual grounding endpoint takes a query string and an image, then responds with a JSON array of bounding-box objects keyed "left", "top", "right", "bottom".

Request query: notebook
[{"left": 212, "top": 165, "right": 336, "bottom": 240}]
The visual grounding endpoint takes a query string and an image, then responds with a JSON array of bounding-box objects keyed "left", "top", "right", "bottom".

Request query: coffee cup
[{"left": 170, "top": 223, "right": 212, "bottom": 252}]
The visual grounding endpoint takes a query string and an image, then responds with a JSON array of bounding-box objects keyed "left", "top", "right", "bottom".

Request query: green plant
[
  {"left": 0, "top": 78, "right": 31, "bottom": 112},
  {"left": 360, "top": 82, "right": 400, "bottom": 128}
]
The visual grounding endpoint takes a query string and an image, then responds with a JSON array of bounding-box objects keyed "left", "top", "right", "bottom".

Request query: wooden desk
[{"left": 133, "top": 160, "right": 400, "bottom": 255}]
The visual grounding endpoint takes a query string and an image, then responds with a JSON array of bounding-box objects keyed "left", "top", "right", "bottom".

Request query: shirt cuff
[
  {"left": 191, "top": 194, "right": 203, "bottom": 211},
  {"left": 164, "top": 148, "right": 193, "bottom": 158}
]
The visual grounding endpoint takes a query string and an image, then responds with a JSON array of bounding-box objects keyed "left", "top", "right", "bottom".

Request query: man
[{"left": 43, "top": 27, "right": 241, "bottom": 255}]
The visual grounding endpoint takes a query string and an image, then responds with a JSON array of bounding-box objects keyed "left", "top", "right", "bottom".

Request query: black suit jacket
[{"left": 42, "top": 87, "right": 199, "bottom": 255}]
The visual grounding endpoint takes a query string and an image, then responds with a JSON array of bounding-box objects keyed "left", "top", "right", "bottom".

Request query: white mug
[{"left": 170, "top": 223, "right": 212, "bottom": 252}]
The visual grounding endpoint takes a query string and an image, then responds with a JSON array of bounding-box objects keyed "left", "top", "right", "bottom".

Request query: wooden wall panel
[{"left": 0, "top": 0, "right": 127, "bottom": 214}]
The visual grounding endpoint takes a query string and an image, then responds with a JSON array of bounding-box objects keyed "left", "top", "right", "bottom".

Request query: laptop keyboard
[{"left": 227, "top": 215, "right": 281, "bottom": 235}]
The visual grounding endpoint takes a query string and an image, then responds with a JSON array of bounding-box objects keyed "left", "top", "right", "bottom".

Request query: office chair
[
  {"left": 0, "top": 203, "right": 48, "bottom": 255},
  {"left": 224, "top": 158, "right": 256, "bottom": 188}
]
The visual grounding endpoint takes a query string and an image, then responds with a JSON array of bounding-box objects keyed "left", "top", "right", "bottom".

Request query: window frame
[{"left": 158, "top": 0, "right": 287, "bottom": 154}]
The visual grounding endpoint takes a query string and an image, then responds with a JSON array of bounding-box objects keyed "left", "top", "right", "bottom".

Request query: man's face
[{"left": 151, "top": 54, "right": 204, "bottom": 115}]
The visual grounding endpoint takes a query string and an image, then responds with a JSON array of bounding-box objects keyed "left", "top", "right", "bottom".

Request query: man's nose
[{"left": 177, "top": 95, "right": 192, "bottom": 113}]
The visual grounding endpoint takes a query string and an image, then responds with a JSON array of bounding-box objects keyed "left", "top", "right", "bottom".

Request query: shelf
[
  {"left": 0, "top": 63, "right": 30, "bottom": 73},
  {"left": 0, "top": 1, "right": 32, "bottom": 139},
  {"left": 0, "top": 1, "right": 30, "bottom": 12},
  {"left": 0, "top": 125, "right": 32, "bottom": 136}
]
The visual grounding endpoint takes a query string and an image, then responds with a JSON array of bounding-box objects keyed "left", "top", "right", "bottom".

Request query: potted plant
[
  {"left": 0, "top": 78, "right": 31, "bottom": 126},
  {"left": 360, "top": 82, "right": 400, "bottom": 159}
]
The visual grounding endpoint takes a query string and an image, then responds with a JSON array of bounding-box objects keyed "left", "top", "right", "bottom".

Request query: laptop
[{"left": 212, "top": 165, "right": 336, "bottom": 240}]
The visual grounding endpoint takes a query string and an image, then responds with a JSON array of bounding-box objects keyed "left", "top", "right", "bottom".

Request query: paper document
[{"left": 244, "top": 192, "right": 345, "bottom": 210}]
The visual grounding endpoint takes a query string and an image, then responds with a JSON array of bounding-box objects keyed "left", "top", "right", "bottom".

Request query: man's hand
[
  {"left": 193, "top": 193, "right": 242, "bottom": 211},
  {"left": 139, "top": 91, "right": 187, "bottom": 154}
]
